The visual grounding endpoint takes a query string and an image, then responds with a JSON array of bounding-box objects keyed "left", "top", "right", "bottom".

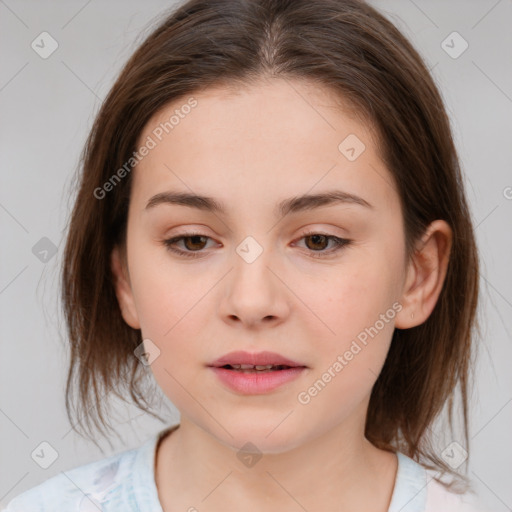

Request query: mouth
[
  {"left": 208, "top": 350, "right": 308, "bottom": 370},
  {"left": 215, "top": 363, "right": 300, "bottom": 373},
  {"left": 207, "top": 351, "right": 308, "bottom": 394}
]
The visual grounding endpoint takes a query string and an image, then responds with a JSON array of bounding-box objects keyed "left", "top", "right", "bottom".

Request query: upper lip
[{"left": 208, "top": 351, "right": 307, "bottom": 368}]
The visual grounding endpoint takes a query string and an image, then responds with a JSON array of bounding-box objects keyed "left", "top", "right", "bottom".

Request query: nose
[{"left": 218, "top": 238, "right": 290, "bottom": 329}]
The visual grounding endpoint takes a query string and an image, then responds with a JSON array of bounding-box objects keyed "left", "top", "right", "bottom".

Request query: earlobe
[
  {"left": 110, "top": 245, "right": 141, "bottom": 330},
  {"left": 395, "top": 220, "right": 452, "bottom": 329}
]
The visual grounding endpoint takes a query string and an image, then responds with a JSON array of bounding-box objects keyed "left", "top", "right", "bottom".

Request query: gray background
[{"left": 1, "top": 0, "right": 511, "bottom": 509}]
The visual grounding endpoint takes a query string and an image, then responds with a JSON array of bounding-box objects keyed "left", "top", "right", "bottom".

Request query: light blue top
[{"left": 2, "top": 424, "right": 481, "bottom": 511}]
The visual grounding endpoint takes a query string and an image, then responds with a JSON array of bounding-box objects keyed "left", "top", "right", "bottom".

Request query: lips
[
  {"left": 208, "top": 350, "right": 307, "bottom": 371},
  {"left": 208, "top": 350, "right": 308, "bottom": 394}
]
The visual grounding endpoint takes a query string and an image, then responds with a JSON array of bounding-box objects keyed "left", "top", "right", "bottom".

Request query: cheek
[
  {"left": 128, "top": 242, "right": 207, "bottom": 338},
  {"left": 296, "top": 269, "right": 398, "bottom": 422},
  {"left": 131, "top": 262, "right": 208, "bottom": 405},
  {"left": 303, "top": 251, "right": 402, "bottom": 387},
  {"left": 315, "top": 262, "right": 399, "bottom": 340},
  {"left": 128, "top": 247, "right": 214, "bottom": 383}
]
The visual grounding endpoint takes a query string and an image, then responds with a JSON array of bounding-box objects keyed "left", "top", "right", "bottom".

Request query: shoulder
[
  {"left": 425, "top": 470, "right": 486, "bottom": 512},
  {"left": 1, "top": 446, "right": 138, "bottom": 512},
  {"left": 389, "top": 452, "right": 486, "bottom": 512}
]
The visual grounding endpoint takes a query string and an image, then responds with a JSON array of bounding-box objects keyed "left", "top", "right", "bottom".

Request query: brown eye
[
  {"left": 162, "top": 232, "right": 215, "bottom": 259},
  {"left": 295, "top": 231, "right": 352, "bottom": 258},
  {"left": 181, "top": 235, "right": 208, "bottom": 251},
  {"left": 304, "top": 234, "right": 330, "bottom": 251}
]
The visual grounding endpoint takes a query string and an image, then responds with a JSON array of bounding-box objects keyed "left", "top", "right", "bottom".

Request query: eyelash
[{"left": 161, "top": 230, "right": 352, "bottom": 259}]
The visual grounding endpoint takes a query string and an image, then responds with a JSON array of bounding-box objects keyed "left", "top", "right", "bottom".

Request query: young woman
[{"left": 3, "top": 0, "right": 483, "bottom": 510}]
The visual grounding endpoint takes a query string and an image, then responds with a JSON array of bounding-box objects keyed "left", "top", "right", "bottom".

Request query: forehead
[{"left": 131, "top": 78, "right": 397, "bottom": 215}]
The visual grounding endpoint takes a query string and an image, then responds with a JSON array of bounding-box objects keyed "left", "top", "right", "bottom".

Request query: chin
[{"left": 205, "top": 413, "right": 307, "bottom": 455}]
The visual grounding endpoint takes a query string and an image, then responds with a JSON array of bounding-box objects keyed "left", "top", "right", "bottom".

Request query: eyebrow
[{"left": 144, "top": 189, "right": 373, "bottom": 217}]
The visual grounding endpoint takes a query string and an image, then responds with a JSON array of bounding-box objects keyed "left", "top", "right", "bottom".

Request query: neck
[{"left": 155, "top": 414, "right": 398, "bottom": 511}]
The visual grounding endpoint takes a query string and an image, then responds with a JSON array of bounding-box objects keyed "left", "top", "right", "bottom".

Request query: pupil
[
  {"left": 185, "top": 235, "right": 207, "bottom": 250},
  {"left": 307, "top": 234, "right": 327, "bottom": 250}
]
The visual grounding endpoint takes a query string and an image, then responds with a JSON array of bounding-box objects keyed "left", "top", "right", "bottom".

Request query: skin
[{"left": 111, "top": 77, "right": 452, "bottom": 512}]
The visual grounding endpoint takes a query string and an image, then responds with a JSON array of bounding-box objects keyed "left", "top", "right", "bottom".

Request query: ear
[
  {"left": 110, "top": 245, "right": 141, "bottom": 330},
  {"left": 395, "top": 220, "right": 453, "bottom": 329}
]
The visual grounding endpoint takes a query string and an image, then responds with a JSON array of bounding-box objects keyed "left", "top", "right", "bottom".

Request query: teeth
[
  {"left": 238, "top": 364, "right": 277, "bottom": 370},
  {"left": 227, "top": 364, "right": 287, "bottom": 371}
]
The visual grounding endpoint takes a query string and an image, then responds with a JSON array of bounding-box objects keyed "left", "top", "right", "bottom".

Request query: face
[{"left": 112, "top": 78, "right": 413, "bottom": 453}]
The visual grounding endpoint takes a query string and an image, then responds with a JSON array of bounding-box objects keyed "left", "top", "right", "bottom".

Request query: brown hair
[{"left": 61, "top": 0, "right": 480, "bottom": 492}]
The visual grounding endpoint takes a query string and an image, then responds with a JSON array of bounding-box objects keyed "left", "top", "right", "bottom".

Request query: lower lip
[{"left": 210, "top": 367, "right": 307, "bottom": 394}]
